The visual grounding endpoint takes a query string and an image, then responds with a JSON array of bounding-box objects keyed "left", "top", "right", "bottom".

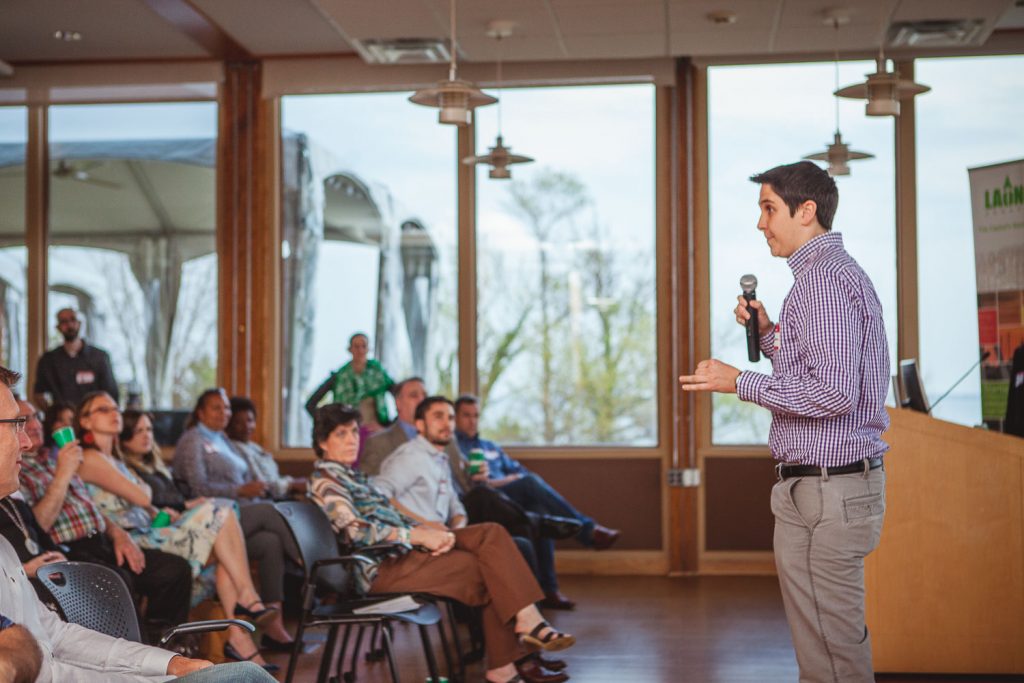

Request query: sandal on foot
[
  {"left": 234, "top": 601, "right": 277, "bottom": 626},
  {"left": 517, "top": 621, "right": 576, "bottom": 652},
  {"left": 223, "top": 642, "right": 281, "bottom": 673}
]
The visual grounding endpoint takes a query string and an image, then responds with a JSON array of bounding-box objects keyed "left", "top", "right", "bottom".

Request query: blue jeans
[
  {"left": 174, "top": 662, "right": 277, "bottom": 682},
  {"left": 499, "top": 473, "right": 595, "bottom": 546}
]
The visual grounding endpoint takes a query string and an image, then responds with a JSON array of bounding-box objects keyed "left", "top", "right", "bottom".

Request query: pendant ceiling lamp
[
  {"left": 462, "top": 21, "right": 534, "bottom": 179},
  {"left": 803, "top": 13, "right": 874, "bottom": 177},
  {"left": 834, "top": 7, "right": 930, "bottom": 116},
  {"left": 409, "top": 0, "right": 496, "bottom": 126}
]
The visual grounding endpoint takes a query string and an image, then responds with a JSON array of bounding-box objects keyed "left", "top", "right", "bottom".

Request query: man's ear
[{"left": 799, "top": 199, "right": 819, "bottom": 227}]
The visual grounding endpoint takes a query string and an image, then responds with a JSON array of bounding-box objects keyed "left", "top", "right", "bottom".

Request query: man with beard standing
[{"left": 33, "top": 308, "right": 118, "bottom": 409}]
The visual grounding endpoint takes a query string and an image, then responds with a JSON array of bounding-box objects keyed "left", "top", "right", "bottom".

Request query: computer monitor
[{"left": 899, "top": 359, "right": 930, "bottom": 413}]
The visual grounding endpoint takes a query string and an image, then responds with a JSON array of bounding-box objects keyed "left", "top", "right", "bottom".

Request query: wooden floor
[{"left": 261, "top": 575, "right": 1024, "bottom": 683}]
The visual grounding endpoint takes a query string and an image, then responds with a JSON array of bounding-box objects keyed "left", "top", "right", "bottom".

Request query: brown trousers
[{"left": 370, "top": 522, "right": 544, "bottom": 668}]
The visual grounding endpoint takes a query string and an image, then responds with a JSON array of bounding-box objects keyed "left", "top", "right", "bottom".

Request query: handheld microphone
[{"left": 740, "top": 274, "right": 760, "bottom": 363}]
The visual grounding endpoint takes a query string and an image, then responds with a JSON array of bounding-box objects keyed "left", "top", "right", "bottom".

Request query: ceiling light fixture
[
  {"left": 53, "top": 30, "right": 83, "bottom": 42},
  {"left": 409, "top": 0, "right": 496, "bottom": 126},
  {"left": 834, "top": 5, "right": 929, "bottom": 116},
  {"left": 803, "top": 12, "right": 874, "bottom": 177},
  {"left": 462, "top": 20, "right": 534, "bottom": 179}
]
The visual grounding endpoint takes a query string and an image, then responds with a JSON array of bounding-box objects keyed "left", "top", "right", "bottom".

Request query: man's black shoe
[{"left": 537, "top": 515, "right": 583, "bottom": 540}]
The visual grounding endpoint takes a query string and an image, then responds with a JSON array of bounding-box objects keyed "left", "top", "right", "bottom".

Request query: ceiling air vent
[
  {"left": 355, "top": 38, "right": 451, "bottom": 65},
  {"left": 887, "top": 19, "right": 987, "bottom": 48}
]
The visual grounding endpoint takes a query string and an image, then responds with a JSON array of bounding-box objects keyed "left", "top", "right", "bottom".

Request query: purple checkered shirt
[{"left": 736, "top": 232, "right": 890, "bottom": 467}]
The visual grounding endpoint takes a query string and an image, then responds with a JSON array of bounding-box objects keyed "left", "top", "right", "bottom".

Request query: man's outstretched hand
[{"left": 679, "top": 359, "right": 741, "bottom": 394}]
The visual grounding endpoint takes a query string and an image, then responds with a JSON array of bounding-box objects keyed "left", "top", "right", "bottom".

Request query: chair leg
[
  {"left": 318, "top": 624, "right": 341, "bottom": 683},
  {"left": 434, "top": 614, "right": 457, "bottom": 682},
  {"left": 418, "top": 624, "right": 442, "bottom": 683},
  {"left": 381, "top": 621, "right": 401, "bottom": 683},
  {"left": 333, "top": 624, "right": 353, "bottom": 683},
  {"left": 366, "top": 621, "right": 386, "bottom": 662},
  {"left": 342, "top": 624, "right": 368, "bottom": 683},
  {"left": 285, "top": 618, "right": 309, "bottom": 683},
  {"left": 446, "top": 601, "right": 466, "bottom": 678}
]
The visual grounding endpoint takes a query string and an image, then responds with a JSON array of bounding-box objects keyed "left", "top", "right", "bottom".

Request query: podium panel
[{"left": 866, "top": 408, "right": 1024, "bottom": 673}]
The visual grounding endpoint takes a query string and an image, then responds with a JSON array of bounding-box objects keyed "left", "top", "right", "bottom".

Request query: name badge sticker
[
  {"left": 75, "top": 370, "right": 96, "bottom": 385},
  {"left": 773, "top": 323, "right": 781, "bottom": 353}
]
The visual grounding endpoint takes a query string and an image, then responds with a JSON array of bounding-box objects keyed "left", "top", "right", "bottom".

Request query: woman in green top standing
[{"left": 305, "top": 332, "right": 394, "bottom": 455}]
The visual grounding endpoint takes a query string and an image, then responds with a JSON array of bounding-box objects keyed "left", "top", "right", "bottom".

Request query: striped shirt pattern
[
  {"left": 19, "top": 449, "right": 107, "bottom": 544},
  {"left": 736, "top": 232, "right": 890, "bottom": 467}
]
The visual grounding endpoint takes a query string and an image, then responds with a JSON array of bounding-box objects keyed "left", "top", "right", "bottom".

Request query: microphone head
[{"left": 739, "top": 274, "right": 758, "bottom": 294}]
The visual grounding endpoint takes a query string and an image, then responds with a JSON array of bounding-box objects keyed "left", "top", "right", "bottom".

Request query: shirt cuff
[
  {"left": 736, "top": 371, "right": 770, "bottom": 405},
  {"left": 142, "top": 648, "right": 177, "bottom": 677},
  {"left": 759, "top": 328, "right": 775, "bottom": 356}
]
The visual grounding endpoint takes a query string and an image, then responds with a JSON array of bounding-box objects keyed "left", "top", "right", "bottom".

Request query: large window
[
  {"left": 708, "top": 62, "right": 897, "bottom": 444},
  {"left": 916, "top": 55, "right": 1024, "bottom": 428},
  {"left": 0, "top": 107, "right": 26, "bottom": 378},
  {"left": 281, "top": 93, "right": 458, "bottom": 447},
  {"left": 474, "top": 84, "right": 657, "bottom": 446},
  {"left": 46, "top": 102, "right": 218, "bottom": 409}
]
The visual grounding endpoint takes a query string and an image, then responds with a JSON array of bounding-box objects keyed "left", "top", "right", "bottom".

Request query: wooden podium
[{"left": 865, "top": 408, "right": 1024, "bottom": 673}]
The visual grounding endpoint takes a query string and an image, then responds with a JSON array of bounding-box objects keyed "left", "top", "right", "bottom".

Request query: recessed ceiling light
[
  {"left": 707, "top": 10, "right": 738, "bottom": 25},
  {"left": 53, "top": 30, "right": 83, "bottom": 42}
]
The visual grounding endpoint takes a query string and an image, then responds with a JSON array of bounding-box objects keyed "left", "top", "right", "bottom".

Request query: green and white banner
[{"left": 969, "top": 158, "right": 1024, "bottom": 428}]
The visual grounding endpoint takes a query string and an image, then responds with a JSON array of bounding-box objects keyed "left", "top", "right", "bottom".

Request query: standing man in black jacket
[{"left": 32, "top": 308, "right": 118, "bottom": 409}]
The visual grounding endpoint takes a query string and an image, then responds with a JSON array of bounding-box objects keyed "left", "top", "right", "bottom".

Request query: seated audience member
[
  {"left": 174, "top": 388, "right": 300, "bottom": 650},
  {"left": 305, "top": 332, "right": 394, "bottom": 444},
  {"left": 310, "top": 403, "right": 576, "bottom": 683},
  {"left": 16, "top": 398, "right": 193, "bottom": 644},
  {"left": 359, "top": 377, "right": 463, "bottom": 476},
  {"left": 120, "top": 410, "right": 189, "bottom": 511},
  {"left": 227, "top": 396, "right": 305, "bottom": 499},
  {"left": 41, "top": 401, "right": 75, "bottom": 449},
  {"left": 73, "top": 392, "right": 277, "bottom": 672},
  {"left": 455, "top": 395, "right": 620, "bottom": 552},
  {"left": 2, "top": 365, "right": 275, "bottom": 682}
]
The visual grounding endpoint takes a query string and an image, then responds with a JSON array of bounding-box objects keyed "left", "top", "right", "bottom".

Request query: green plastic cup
[
  {"left": 52, "top": 426, "right": 75, "bottom": 448},
  {"left": 468, "top": 449, "right": 485, "bottom": 475}
]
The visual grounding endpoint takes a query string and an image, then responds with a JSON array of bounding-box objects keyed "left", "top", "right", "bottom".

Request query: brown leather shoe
[
  {"left": 517, "top": 658, "right": 570, "bottom": 683},
  {"left": 590, "top": 524, "right": 621, "bottom": 550},
  {"left": 539, "top": 591, "right": 576, "bottom": 610}
]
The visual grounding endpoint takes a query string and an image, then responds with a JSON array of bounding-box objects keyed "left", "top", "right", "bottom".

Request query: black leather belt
[{"left": 777, "top": 457, "right": 883, "bottom": 480}]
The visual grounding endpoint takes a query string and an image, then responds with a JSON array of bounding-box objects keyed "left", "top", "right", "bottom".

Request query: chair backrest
[
  {"left": 274, "top": 501, "right": 351, "bottom": 595},
  {"left": 37, "top": 561, "right": 142, "bottom": 642}
]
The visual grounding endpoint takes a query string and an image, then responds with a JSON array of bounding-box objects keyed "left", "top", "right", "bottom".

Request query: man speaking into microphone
[{"left": 680, "top": 161, "right": 889, "bottom": 683}]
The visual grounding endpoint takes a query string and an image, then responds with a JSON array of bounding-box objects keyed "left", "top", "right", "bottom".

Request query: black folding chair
[
  {"left": 36, "top": 561, "right": 251, "bottom": 648},
  {"left": 273, "top": 501, "right": 443, "bottom": 683}
]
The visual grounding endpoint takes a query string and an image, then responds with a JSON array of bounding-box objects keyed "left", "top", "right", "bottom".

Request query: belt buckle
[{"left": 775, "top": 462, "right": 785, "bottom": 481}]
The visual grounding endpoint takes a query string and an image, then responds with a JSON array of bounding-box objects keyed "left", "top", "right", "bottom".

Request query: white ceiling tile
[
  {"left": 552, "top": 3, "right": 666, "bottom": 36},
  {"left": 192, "top": 0, "right": 352, "bottom": 55},
  {"left": 564, "top": 32, "right": 667, "bottom": 59}
]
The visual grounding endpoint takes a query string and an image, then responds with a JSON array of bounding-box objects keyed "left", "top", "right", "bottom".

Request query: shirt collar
[
  {"left": 787, "top": 232, "right": 844, "bottom": 278},
  {"left": 398, "top": 419, "right": 418, "bottom": 441},
  {"left": 197, "top": 423, "right": 223, "bottom": 440},
  {"left": 414, "top": 434, "right": 445, "bottom": 456}
]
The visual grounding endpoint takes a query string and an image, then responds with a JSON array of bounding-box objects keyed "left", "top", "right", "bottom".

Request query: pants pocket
[{"left": 842, "top": 492, "right": 884, "bottom": 523}]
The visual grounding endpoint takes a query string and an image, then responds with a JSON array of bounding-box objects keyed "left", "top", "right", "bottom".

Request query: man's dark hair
[
  {"left": 414, "top": 396, "right": 453, "bottom": 422},
  {"left": 0, "top": 366, "right": 21, "bottom": 388},
  {"left": 348, "top": 332, "right": 368, "bottom": 346},
  {"left": 454, "top": 394, "right": 478, "bottom": 413},
  {"left": 750, "top": 161, "right": 839, "bottom": 231},
  {"left": 391, "top": 376, "right": 425, "bottom": 398},
  {"left": 229, "top": 396, "right": 257, "bottom": 417},
  {"left": 312, "top": 403, "right": 361, "bottom": 457}
]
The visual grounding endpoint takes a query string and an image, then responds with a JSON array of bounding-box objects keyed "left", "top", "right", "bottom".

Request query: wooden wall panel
[{"left": 703, "top": 457, "right": 775, "bottom": 552}]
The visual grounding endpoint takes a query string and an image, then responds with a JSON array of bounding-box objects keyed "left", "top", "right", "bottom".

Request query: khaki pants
[
  {"left": 772, "top": 466, "right": 885, "bottom": 683},
  {"left": 370, "top": 522, "right": 544, "bottom": 668}
]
